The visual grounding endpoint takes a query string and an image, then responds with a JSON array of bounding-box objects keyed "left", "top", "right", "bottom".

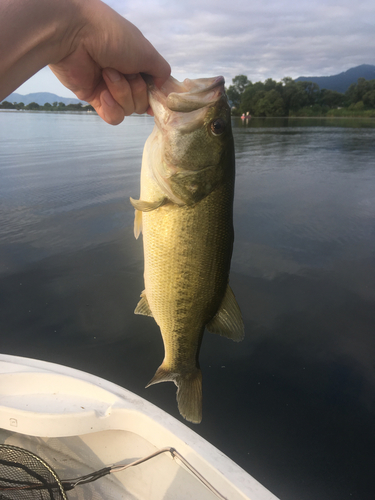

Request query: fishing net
[
  {"left": 0, "top": 444, "right": 67, "bottom": 500},
  {"left": 0, "top": 444, "right": 227, "bottom": 500}
]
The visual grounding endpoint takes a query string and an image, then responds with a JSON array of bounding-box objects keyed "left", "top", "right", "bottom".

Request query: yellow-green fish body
[{"left": 131, "top": 76, "right": 244, "bottom": 423}]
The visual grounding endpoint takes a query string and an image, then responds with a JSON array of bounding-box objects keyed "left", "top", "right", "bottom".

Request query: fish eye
[{"left": 210, "top": 118, "right": 226, "bottom": 136}]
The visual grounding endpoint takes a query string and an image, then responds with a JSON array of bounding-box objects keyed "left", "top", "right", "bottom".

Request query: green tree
[
  {"left": 280, "top": 78, "right": 299, "bottom": 115},
  {"left": 25, "top": 102, "right": 40, "bottom": 110},
  {"left": 363, "top": 89, "right": 375, "bottom": 108},
  {"left": 346, "top": 82, "right": 358, "bottom": 105},
  {"left": 226, "top": 86, "right": 241, "bottom": 109},
  {"left": 297, "top": 81, "right": 319, "bottom": 105},
  {"left": 345, "top": 78, "right": 375, "bottom": 105},
  {"left": 286, "top": 81, "right": 319, "bottom": 112},
  {"left": 264, "top": 78, "right": 281, "bottom": 92},
  {"left": 229, "top": 73, "right": 375, "bottom": 116},
  {"left": 318, "top": 89, "right": 345, "bottom": 108},
  {"left": 15, "top": 102, "right": 25, "bottom": 110},
  {"left": 289, "top": 87, "right": 309, "bottom": 111},
  {"left": 232, "top": 75, "right": 250, "bottom": 94},
  {"left": 282, "top": 77, "right": 294, "bottom": 85},
  {"left": 348, "top": 101, "right": 365, "bottom": 111},
  {"left": 0, "top": 101, "right": 15, "bottom": 109},
  {"left": 226, "top": 75, "right": 250, "bottom": 111},
  {"left": 66, "top": 103, "right": 83, "bottom": 110},
  {"left": 254, "top": 89, "right": 285, "bottom": 117},
  {"left": 239, "top": 81, "right": 265, "bottom": 115}
]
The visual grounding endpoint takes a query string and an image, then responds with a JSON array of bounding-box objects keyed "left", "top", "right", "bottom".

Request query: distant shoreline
[
  {"left": 0, "top": 108, "right": 97, "bottom": 114},
  {"left": 1, "top": 109, "right": 373, "bottom": 119},
  {"left": 235, "top": 114, "right": 375, "bottom": 120},
  {"left": 0, "top": 109, "right": 154, "bottom": 117}
]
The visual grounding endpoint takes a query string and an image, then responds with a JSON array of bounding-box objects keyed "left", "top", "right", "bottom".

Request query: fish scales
[
  {"left": 131, "top": 75, "right": 244, "bottom": 423},
  {"left": 143, "top": 182, "right": 234, "bottom": 370}
]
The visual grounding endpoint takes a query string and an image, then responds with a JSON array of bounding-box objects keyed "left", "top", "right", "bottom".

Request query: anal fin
[
  {"left": 206, "top": 284, "right": 244, "bottom": 342},
  {"left": 134, "top": 291, "right": 153, "bottom": 317}
]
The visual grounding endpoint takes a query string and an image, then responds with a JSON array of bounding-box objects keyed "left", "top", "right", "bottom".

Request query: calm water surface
[{"left": 1, "top": 111, "right": 375, "bottom": 500}]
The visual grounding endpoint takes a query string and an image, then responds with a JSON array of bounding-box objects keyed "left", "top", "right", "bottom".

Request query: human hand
[{"left": 49, "top": 1, "right": 170, "bottom": 125}]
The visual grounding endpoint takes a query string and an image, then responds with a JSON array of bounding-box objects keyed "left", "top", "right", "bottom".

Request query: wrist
[{"left": 44, "top": 0, "right": 92, "bottom": 63}]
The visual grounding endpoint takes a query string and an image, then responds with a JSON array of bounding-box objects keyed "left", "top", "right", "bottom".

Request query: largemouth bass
[{"left": 131, "top": 75, "right": 244, "bottom": 423}]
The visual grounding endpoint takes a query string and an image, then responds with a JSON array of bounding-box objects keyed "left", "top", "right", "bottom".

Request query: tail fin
[
  {"left": 146, "top": 364, "right": 202, "bottom": 424},
  {"left": 176, "top": 370, "right": 202, "bottom": 424}
]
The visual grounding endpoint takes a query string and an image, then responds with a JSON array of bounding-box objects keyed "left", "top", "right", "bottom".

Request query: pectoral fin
[
  {"left": 130, "top": 197, "right": 168, "bottom": 212},
  {"left": 134, "top": 291, "right": 153, "bottom": 317},
  {"left": 131, "top": 197, "right": 168, "bottom": 238},
  {"left": 133, "top": 209, "right": 142, "bottom": 239},
  {"left": 206, "top": 285, "right": 244, "bottom": 342}
]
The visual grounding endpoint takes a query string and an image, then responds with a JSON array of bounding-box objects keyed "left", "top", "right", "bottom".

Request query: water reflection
[{"left": 235, "top": 115, "right": 375, "bottom": 128}]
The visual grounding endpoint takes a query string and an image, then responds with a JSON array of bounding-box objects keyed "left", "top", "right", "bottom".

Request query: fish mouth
[{"left": 145, "top": 75, "right": 226, "bottom": 114}]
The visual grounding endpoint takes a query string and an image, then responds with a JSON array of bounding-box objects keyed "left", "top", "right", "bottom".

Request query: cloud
[
  {"left": 15, "top": 0, "right": 375, "bottom": 96},
  {"left": 111, "top": 0, "right": 375, "bottom": 84}
]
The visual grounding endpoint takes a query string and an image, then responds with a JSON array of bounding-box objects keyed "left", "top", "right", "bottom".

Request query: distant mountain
[
  {"left": 1, "top": 92, "right": 84, "bottom": 106},
  {"left": 295, "top": 64, "right": 375, "bottom": 93}
]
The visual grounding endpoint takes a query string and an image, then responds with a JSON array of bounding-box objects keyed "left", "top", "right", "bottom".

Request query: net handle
[{"left": 64, "top": 447, "right": 228, "bottom": 500}]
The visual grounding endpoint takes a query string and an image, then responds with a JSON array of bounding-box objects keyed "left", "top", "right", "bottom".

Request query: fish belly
[{"left": 143, "top": 183, "right": 233, "bottom": 366}]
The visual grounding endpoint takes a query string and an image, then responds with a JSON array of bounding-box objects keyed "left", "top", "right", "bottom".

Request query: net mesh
[{"left": 0, "top": 444, "right": 67, "bottom": 500}]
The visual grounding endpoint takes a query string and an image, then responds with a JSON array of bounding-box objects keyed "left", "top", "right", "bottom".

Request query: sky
[{"left": 15, "top": 0, "right": 375, "bottom": 98}]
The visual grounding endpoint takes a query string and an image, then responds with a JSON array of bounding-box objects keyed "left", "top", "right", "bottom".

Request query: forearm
[
  {"left": 0, "top": 0, "right": 170, "bottom": 123},
  {"left": 0, "top": 0, "right": 86, "bottom": 100}
]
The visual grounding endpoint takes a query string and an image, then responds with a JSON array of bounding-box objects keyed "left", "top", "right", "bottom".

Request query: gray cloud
[
  {"left": 113, "top": 0, "right": 375, "bottom": 85},
  {"left": 15, "top": 0, "right": 375, "bottom": 96}
]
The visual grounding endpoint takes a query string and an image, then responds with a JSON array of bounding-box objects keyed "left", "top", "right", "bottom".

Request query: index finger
[
  {"left": 127, "top": 32, "right": 171, "bottom": 88},
  {"left": 86, "top": 6, "right": 171, "bottom": 88}
]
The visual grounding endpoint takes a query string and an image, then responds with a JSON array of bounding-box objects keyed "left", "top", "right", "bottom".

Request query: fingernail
[
  {"left": 102, "top": 90, "right": 116, "bottom": 107},
  {"left": 104, "top": 68, "right": 121, "bottom": 83}
]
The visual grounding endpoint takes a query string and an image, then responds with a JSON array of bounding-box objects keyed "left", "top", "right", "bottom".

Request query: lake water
[{"left": 1, "top": 111, "right": 375, "bottom": 500}]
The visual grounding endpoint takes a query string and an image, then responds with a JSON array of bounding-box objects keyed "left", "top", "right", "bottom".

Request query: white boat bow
[{"left": 0, "top": 354, "right": 279, "bottom": 500}]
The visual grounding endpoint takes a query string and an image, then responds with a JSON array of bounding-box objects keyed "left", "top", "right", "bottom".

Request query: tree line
[
  {"left": 226, "top": 75, "right": 375, "bottom": 117},
  {"left": 0, "top": 101, "right": 95, "bottom": 112},
  {"left": 2, "top": 77, "right": 374, "bottom": 117}
]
